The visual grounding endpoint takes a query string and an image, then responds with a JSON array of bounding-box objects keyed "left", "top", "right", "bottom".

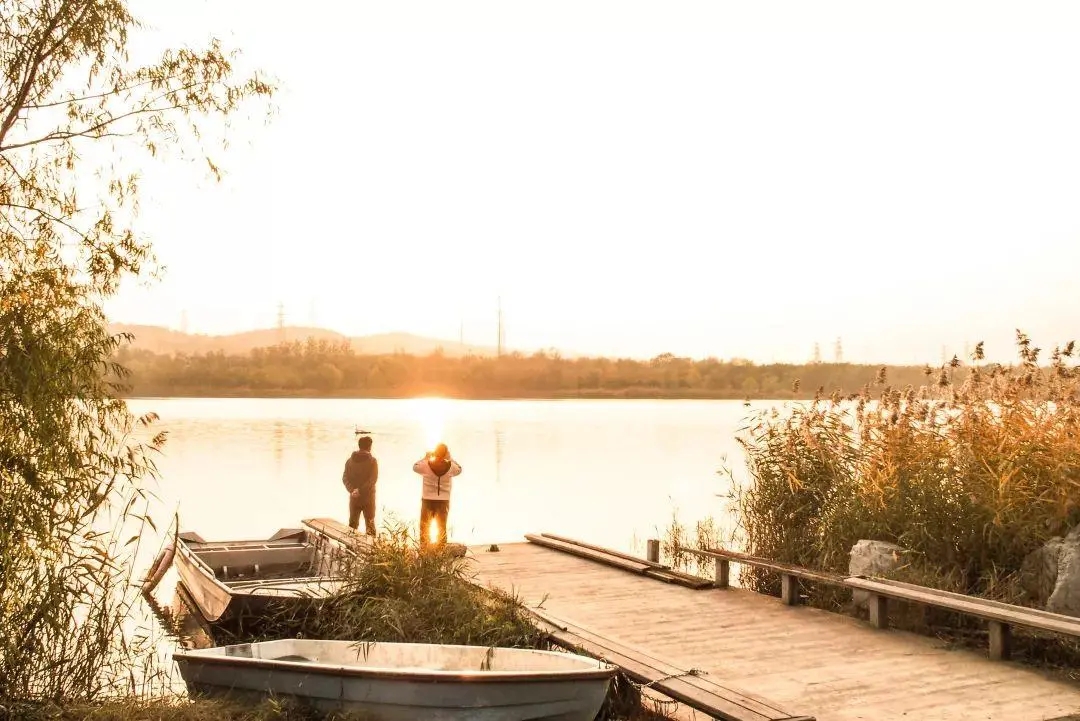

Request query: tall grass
[
  {"left": 667, "top": 332, "right": 1080, "bottom": 663},
  {"left": 207, "top": 522, "right": 545, "bottom": 649},
  {"left": 0, "top": 299, "right": 172, "bottom": 701}
]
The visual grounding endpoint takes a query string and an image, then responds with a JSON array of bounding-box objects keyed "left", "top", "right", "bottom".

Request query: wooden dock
[{"left": 468, "top": 539, "right": 1080, "bottom": 721}]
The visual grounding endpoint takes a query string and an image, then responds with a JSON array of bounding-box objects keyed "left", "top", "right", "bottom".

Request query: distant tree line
[{"left": 111, "top": 339, "right": 955, "bottom": 400}]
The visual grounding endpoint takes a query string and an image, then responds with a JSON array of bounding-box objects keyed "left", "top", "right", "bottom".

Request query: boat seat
[{"left": 195, "top": 545, "right": 313, "bottom": 574}]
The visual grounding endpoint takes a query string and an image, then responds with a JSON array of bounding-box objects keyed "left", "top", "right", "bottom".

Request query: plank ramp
[
  {"left": 468, "top": 541, "right": 1080, "bottom": 721},
  {"left": 531, "top": 607, "right": 813, "bottom": 721},
  {"left": 301, "top": 517, "right": 372, "bottom": 549},
  {"left": 525, "top": 533, "right": 712, "bottom": 589}
]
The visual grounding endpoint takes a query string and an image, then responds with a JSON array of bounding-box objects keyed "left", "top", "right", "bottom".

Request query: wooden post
[
  {"left": 781, "top": 573, "right": 799, "bottom": 606},
  {"left": 646, "top": 539, "right": 660, "bottom": 564},
  {"left": 988, "top": 621, "right": 1012, "bottom": 661},
  {"left": 714, "top": 558, "right": 730, "bottom": 588},
  {"left": 868, "top": 593, "right": 889, "bottom": 629}
]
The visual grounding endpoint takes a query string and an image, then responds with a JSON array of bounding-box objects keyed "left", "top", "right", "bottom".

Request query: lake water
[{"left": 128, "top": 397, "right": 785, "bottom": 556}]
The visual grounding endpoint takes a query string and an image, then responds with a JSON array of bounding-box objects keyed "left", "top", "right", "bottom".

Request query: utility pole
[{"left": 496, "top": 296, "right": 503, "bottom": 358}]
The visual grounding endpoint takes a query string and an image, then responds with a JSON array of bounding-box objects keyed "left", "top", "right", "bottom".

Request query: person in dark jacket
[{"left": 342, "top": 434, "right": 379, "bottom": 535}]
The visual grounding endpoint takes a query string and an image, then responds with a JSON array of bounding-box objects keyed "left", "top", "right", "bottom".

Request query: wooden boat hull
[{"left": 174, "top": 639, "right": 616, "bottom": 721}]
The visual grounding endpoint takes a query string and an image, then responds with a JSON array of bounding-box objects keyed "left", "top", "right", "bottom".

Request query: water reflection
[
  {"left": 272, "top": 420, "right": 284, "bottom": 478},
  {"left": 494, "top": 426, "right": 505, "bottom": 486},
  {"left": 305, "top": 419, "right": 315, "bottom": 477},
  {"left": 130, "top": 398, "right": 760, "bottom": 554}
]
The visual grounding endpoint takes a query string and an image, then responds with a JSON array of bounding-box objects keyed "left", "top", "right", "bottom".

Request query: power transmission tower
[
  {"left": 277, "top": 302, "right": 285, "bottom": 343},
  {"left": 496, "top": 296, "right": 504, "bottom": 358},
  {"left": 834, "top": 337, "right": 843, "bottom": 363},
  {"left": 812, "top": 342, "right": 821, "bottom": 364}
]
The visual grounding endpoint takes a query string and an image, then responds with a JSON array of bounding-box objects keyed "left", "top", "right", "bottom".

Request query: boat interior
[
  {"left": 194, "top": 639, "right": 612, "bottom": 674},
  {"left": 179, "top": 529, "right": 331, "bottom": 584}
]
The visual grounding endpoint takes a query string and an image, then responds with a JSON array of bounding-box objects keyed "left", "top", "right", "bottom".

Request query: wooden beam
[
  {"left": 541, "top": 532, "right": 670, "bottom": 570},
  {"left": 989, "top": 621, "right": 1012, "bottom": 661},
  {"left": 529, "top": 608, "right": 816, "bottom": 721},
  {"left": 525, "top": 534, "right": 712, "bottom": 589},
  {"left": 868, "top": 593, "right": 889, "bottom": 629},
  {"left": 678, "top": 546, "right": 847, "bottom": 586},
  {"left": 781, "top": 573, "right": 799, "bottom": 606},
  {"left": 715, "top": 557, "right": 730, "bottom": 588},
  {"left": 646, "top": 539, "right": 660, "bottom": 564},
  {"left": 844, "top": 576, "right": 1080, "bottom": 638}
]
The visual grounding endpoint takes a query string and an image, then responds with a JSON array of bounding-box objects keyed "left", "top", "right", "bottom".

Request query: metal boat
[
  {"left": 144, "top": 517, "right": 369, "bottom": 623},
  {"left": 173, "top": 638, "right": 616, "bottom": 721}
]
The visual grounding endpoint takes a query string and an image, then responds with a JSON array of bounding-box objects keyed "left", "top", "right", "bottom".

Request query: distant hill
[{"left": 108, "top": 323, "right": 503, "bottom": 358}]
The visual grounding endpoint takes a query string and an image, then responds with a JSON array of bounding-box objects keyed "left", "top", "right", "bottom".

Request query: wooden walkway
[{"left": 467, "top": 541, "right": 1080, "bottom": 721}]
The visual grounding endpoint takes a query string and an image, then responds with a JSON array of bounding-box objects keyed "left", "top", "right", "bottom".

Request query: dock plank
[
  {"left": 469, "top": 541, "right": 1080, "bottom": 721},
  {"left": 530, "top": 608, "right": 812, "bottom": 721}
]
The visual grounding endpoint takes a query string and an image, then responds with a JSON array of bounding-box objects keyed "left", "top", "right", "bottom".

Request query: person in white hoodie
[{"left": 412, "top": 442, "right": 462, "bottom": 549}]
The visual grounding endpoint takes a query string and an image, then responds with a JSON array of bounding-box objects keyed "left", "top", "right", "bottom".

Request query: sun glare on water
[{"left": 412, "top": 396, "right": 450, "bottom": 450}]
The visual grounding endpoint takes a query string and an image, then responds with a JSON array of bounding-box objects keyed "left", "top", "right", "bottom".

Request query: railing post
[
  {"left": 714, "top": 558, "right": 730, "bottom": 588},
  {"left": 646, "top": 539, "right": 660, "bottom": 564},
  {"left": 781, "top": 573, "right": 799, "bottom": 605},
  {"left": 868, "top": 593, "right": 889, "bottom": 629},
  {"left": 988, "top": 621, "right": 1012, "bottom": 661}
]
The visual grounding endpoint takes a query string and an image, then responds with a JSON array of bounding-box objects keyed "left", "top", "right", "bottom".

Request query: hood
[{"left": 428, "top": 456, "right": 452, "bottom": 477}]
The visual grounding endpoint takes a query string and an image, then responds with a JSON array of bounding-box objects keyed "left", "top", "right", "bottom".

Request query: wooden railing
[{"left": 671, "top": 544, "right": 1080, "bottom": 662}]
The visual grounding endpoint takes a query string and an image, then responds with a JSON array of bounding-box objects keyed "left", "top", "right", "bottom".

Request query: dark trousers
[
  {"left": 419, "top": 499, "right": 450, "bottom": 548},
  {"left": 348, "top": 492, "right": 376, "bottom": 535}
]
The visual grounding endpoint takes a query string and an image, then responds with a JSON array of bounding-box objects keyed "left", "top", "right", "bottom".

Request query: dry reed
[{"left": 666, "top": 332, "right": 1080, "bottom": 670}]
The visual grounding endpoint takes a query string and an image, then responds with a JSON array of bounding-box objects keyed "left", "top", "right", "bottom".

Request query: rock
[
  {"left": 848, "top": 539, "right": 907, "bottom": 608},
  {"left": 1023, "top": 525, "right": 1080, "bottom": 618},
  {"left": 1020, "top": 537, "right": 1063, "bottom": 605}
]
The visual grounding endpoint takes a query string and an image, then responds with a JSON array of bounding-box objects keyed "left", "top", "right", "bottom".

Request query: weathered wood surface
[
  {"left": 681, "top": 546, "right": 848, "bottom": 586},
  {"left": 468, "top": 542, "right": 1080, "bottom": 721},
  {"left": 525, "top": 533, "right": 712, "bottom": 589},
  {"left": 845, "top": 576, "right": 1080, "bottom": 637},
  {"left": 531, "top": 607, "right": 814, "bottom": 721}
]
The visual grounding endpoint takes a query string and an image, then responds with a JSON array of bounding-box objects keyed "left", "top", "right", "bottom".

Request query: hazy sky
[{"left": 105, "top": 1, "right": 1080, "bottom": 364}]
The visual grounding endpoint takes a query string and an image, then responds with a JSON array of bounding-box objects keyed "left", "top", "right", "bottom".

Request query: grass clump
[
  {"left": 667, "top": 332, "right": 1080, "bottom": 669},
  {"left": 210, "top": 522, "right": 545, "bottom": 650}
]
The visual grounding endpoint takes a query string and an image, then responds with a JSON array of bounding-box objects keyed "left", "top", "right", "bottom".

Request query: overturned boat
[
  {"left": 173, "top": 638, "right": 616, "bottom": 721},
  {"left": 144, "top": 517, "right": 370, "bottom": 623}
]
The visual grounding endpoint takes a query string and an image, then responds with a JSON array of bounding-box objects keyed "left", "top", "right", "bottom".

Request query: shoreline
[{"left": 117, "top": 389, "right": 799, "bottom": 402}]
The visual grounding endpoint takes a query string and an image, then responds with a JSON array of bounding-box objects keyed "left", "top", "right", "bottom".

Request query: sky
[{"left": 103, "top": 1, "right": 1080, "bottom": 365}]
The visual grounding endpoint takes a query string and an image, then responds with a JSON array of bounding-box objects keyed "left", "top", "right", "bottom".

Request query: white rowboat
[{"left": 173, "top": 638, "right": 616, "bottom": 721}]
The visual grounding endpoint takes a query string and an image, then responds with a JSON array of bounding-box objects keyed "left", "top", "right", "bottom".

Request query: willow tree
[{"left": 0, "top": 0, "right": 273, "bottom": 701}]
